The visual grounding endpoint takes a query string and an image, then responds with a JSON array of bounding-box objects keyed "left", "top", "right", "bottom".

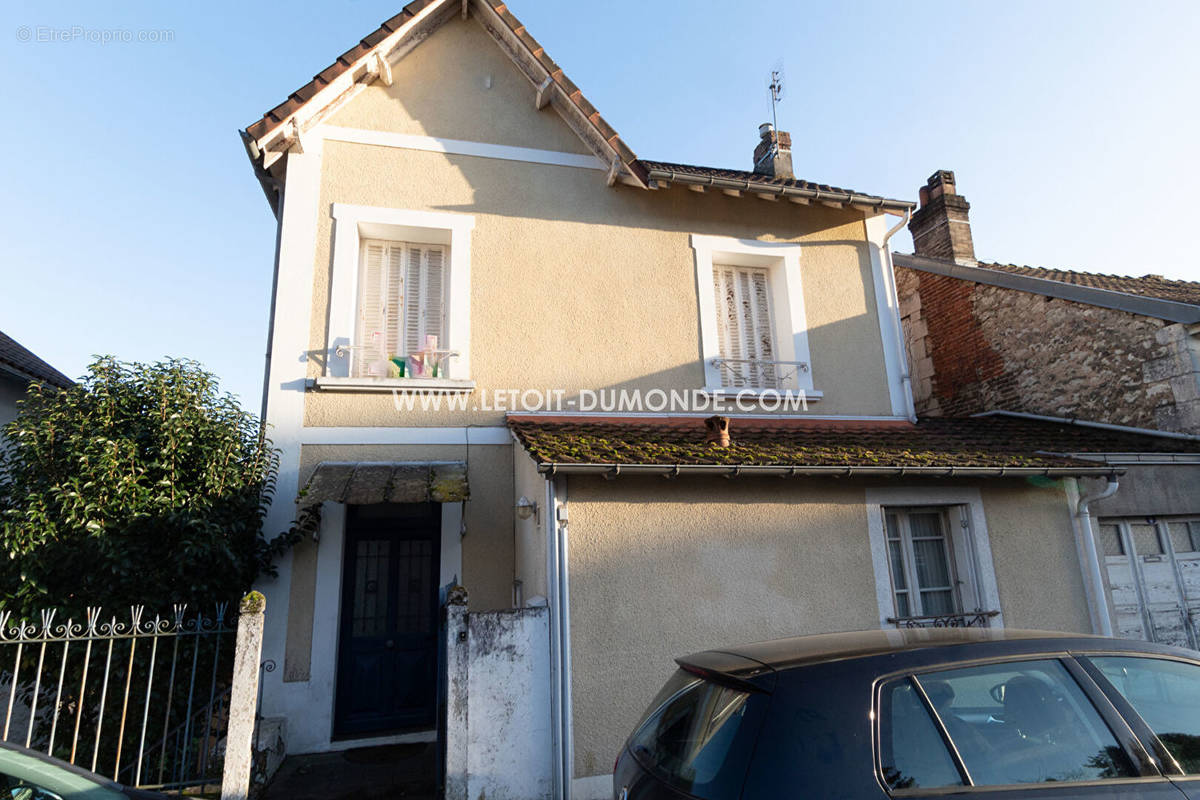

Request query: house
[
  {"left": 893, "top": 169, "right": 1200, "bottom": 649},
  {"left": 0, "top": 330, "right": 72, "bottom": 428},
  {"left": 239, "top": 2, "right": 1200, "bottom": 797}
]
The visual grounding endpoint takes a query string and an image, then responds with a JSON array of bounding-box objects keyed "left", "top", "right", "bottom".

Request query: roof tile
[
  {"left": 0, "top": 331, "right": 72, "bottom": 388},
  {"left": 977, "top": 263, "right": 1200, "bottom": 306},
  {"left": 507, "top": 415, "right": 1200, "bottom": 470}
]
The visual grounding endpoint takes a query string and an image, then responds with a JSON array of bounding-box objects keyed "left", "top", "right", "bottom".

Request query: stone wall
[{"left": 896, "top": 266, "right": 1200, "bottom": 432}]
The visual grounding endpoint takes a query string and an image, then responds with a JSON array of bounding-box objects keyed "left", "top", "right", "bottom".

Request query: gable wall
[
  {"left": 299, "top": 15, "right": 898, "bottom": 425},
  {"left": 328, "top": 16, "right": 591, "bottom": 155},
  {"left": 896, "top": 266, "right": 1200, "bottom": 432}
]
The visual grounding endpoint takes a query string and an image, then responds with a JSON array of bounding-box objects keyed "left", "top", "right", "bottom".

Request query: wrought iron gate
[{"left": 0, "top": 604, "right": 236, "bottom": 793}]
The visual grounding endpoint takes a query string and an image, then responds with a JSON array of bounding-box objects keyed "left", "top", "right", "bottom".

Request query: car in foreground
[
  {"left": 614, "top": 628, "right": 1200, "bottom": 800},
  {"left": 0, "top": 741, "right": 167, "bottom": 800}
]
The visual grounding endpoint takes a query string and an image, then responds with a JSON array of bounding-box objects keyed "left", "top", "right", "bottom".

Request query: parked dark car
[
  {"left": 0, "top": 741, "right": 167, "bottom": 800},
  {"left": 614, "top": 628, "right": 1200, "bottom": 800}
]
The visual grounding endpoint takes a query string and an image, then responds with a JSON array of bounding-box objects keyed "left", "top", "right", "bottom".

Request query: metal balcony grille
[
  {"left": 710, "top": 358, "right": 808, "bottom": 390},
  {"left": 886, "top": 610, "right": 1001, "bottom": 629}
]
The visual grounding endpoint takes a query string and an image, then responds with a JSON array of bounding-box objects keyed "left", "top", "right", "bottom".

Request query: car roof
[
  {"left": 677, "top": 628, "right": 1194, "bottom": 678},
  {"left": 0, "top": 739, "right": 125, "bottom": 791}
]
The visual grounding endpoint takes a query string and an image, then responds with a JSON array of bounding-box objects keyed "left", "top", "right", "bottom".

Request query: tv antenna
[{"left": 768, "top": 62, "right": 785, "bottom": 131}]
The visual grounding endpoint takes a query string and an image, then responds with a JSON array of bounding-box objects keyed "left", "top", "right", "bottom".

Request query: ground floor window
[
  {"left": 866, "top": 488, "right": 1003, "bottom": 631},
  {"left": 885, "top": 507, "right": 960, "bottom": 619}
]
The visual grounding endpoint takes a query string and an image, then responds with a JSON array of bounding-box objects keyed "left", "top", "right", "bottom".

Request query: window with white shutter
[
  {"left": 352, "top": 239, "right": 447, "bottom": 377},
  {"left": 712, "top": 264, "right": 778, "bottom": 389}
]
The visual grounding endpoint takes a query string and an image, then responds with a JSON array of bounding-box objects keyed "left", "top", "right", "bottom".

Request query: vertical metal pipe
[
  {"left": 198, "top": 632, "right": 222, "bottom": 775},
  {"left": 135, "top": 629, "right": 160, "bottom": 786},
  {"left": 47, "top": 640, "right": 70, "bottom": 756},
  {"left": 156, "top": 635, "right": 181, "bottom": 785},
  {"left": 544, "top": 476, "right": 563, "bottom": 800},
  {"left": 92, "top": 635, "right": 116, "bottom": 773},
  {"left": 26, "top": 639, "right": 48, "bottom": 749},
  {"left": 113, "top": 636, "right": 138, "bottom": 778},
  {"left": 556, "top": 476, "right": 574, "bottom": 800},
  {"left": 5, "top": 640, "right": 24, "bottom": 741},
  {"left": 70, "top": 636, "right": 94, "bottom": 764},
  {"left": 177, "top": 633, "right": 202, "bottom": 781}
]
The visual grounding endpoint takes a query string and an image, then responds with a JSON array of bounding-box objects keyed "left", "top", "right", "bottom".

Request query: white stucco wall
[{"left": 444, "top": 606, "right": 553, "bottom": 800}]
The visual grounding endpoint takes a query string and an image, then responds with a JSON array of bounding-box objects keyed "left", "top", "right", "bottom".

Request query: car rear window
[
  {"left": 880, "top": 659, "right": 1137, "bottom": 791},
  {"left": 1091, "top": 656, "right": 1200, "bottom": 773},
  {"left": 628, "top": 669, "right": 765, "bottom": 800}
]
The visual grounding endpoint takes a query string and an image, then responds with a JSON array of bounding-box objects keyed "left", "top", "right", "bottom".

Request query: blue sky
[{"left": 2, "top": 0, "right": 1197, "bottom": 407}]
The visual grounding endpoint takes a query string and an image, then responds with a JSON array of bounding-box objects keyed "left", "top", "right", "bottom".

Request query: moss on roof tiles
[{"left": 508, "top": 416, "right": 1200, "bottom": 469}]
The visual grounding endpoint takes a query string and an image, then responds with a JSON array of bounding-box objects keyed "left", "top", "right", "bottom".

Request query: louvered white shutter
[
  {"left": 403, "top": 244, "right": 447, "bottom": 355},
  {"left": 353, "top": 240, "right": 407, "bottom": 376},
  {"left": 423, "top": 247, "right": 445, "bottom": 348},
  {"left": 403, "top": 246, "right": 425, "bottom": 354},
  {"left": 712, "top": 265, "right": 776, "bottom": 388},
  {"left": 354, "top": 241, "right": 388, "bottom": 377},
  {"left": 383, "top": 245, "right": 405, "bottom": 361},
  {"left": 748, "top": 269, "right": 776, "bottom": 386}
]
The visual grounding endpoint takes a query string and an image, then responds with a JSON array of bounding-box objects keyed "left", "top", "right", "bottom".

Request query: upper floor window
[
  {"left": 691, "top": 235, "right": 816, "bottom": 397},
  {"left": 353, "top": 239, "right": 446, "bottom": 378},
  {"left": 712, "top": 265, "right": 778, "bottom": 389},
  {"left": 326, "top": 205, "right": 474, "bottom": 382}
]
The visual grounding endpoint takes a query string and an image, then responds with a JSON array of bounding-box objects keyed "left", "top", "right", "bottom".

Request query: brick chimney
[
  {"left": 752, "top": 123, "right": 793, "bottom": 180},
  {"left": 908, "top": 170, "right": 976, "bottom": 265}
]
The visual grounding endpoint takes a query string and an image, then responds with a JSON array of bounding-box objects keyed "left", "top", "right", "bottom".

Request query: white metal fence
[{"left": 0, "top": 604, "right": 240, "bottom": 793}]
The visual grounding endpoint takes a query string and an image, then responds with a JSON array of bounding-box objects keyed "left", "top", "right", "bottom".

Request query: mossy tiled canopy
[
  {"left": 507, "top": 415, "right": 1200, "bottom": 471},
  {"left": 298, "top": 461, "right": 469, "bottom": 508}
]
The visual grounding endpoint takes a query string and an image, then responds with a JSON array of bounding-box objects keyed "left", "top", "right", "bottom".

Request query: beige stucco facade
[
  {"left": 249, "top": 9, "right": 1111, "bottom": 783},
  {"left": 302, "top": 16, "right": 894, "bottom": 428},
  {"left": 562, "top": 474, "right": 1091, "bottom": 778}
]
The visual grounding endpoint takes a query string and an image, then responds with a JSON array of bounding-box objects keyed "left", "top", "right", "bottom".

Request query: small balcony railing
[
  {"left": 710, "top": 357, "right": 809, "bottom": 390},
  {"left": 887, "top": 610, "right": 1001, "bottom": 629}
]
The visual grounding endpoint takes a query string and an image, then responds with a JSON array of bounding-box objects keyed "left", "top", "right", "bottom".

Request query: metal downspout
[
  {"left": 556, "top": 478, "right": 574, "bottom": 800},
  {"left": 545, "top": 477, "right": 564, "bottom": 800},
  {"left": 1075, "top": 476, "right": 1119, "bottom": 637},
  {"left": 879, "top": 210, "right": 917, "bottom": 422}
]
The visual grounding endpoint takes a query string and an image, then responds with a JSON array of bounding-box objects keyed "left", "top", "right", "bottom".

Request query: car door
[
  {"left": 876, "top": 655, "right": 1184, "bottom": 800},
  {"left": 1078, "top": 654, "right": 1200, "bottom": 800}
]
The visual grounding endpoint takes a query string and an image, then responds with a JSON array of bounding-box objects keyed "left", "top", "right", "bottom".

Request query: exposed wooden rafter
[
  {"left": 374, "top": 51, "right": 393, "bottom": 86},
  {"left": 534, "top": 76, "right": 553, "bottom": 110}
]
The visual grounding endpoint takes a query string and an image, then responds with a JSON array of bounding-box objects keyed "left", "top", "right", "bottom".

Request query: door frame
[
  {"left": 333, "top": 503, "right": 442, "bottom": 737},
  {"left": 301, "top": 500, "right": 463, "bottom": 751}
]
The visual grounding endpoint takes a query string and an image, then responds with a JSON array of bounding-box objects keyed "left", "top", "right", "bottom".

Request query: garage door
[{"left": 1100, "top": 517, "right": 1200, "bottom": 648}]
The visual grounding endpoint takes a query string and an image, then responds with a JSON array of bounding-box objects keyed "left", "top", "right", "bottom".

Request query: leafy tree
[{"left": 0, "top": 357, "right": 282, "bottom": 617}]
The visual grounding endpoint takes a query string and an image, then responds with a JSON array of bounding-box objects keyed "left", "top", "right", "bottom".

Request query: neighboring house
[
  {"left": 239, "top": 2, "right": 1200, "bottom": 797},
  {"left": 893, "top": 170, "right": 1200, "bottom": 650},
  {"left": 0, "top": 330, "right": 72, "bottom": 429}
]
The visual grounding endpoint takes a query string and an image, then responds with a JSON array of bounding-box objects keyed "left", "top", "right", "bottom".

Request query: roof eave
[
  {"left": 894, "top": 253, "right": 1200, "bottom": 324},
  {"left": 532, "top": 462, "right": 1119, "bottom": 478},
  {"left": 643, "top": 166, "right": 915, "bottom": 214}
]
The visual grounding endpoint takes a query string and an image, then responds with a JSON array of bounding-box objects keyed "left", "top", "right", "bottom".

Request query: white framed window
[
  {"left": 884, "top": 507, "right": 959, "bottom": 618},
  {"left": 712, "top": 265, "right": 778, "bottom": 388},
  {"left": 865, "top": 487, "right": 1003, "bottom": 629},
  {"left": 691, "top": 235, "right": 816, "bottom": 396},
  {"left": 351, "top": 239, "right": 446, "bottom": 377},
  {"left": 326, "top": 205, "right": 474, "bottom": 381}
]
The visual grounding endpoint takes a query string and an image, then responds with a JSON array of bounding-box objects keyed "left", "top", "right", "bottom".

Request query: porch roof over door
[{"left": 298, "top": 460, "right": 469, "bottom": 508}]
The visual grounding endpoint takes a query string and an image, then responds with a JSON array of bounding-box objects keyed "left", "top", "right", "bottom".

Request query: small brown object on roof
[{"left": 976, "top": 263, "right": 1200, "bottom": 306}]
